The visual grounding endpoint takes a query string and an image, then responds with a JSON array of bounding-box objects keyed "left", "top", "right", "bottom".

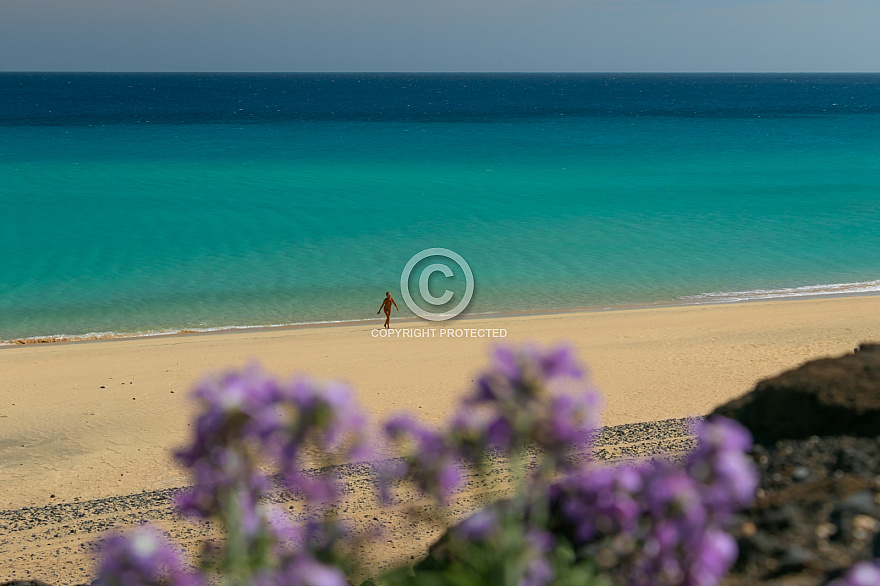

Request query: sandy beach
[
  {"left": 2, "top": 294, "right": 880, "bottom": 584},
  {"left": 1, "top": 295, "right": 878, "bottom": 511}
]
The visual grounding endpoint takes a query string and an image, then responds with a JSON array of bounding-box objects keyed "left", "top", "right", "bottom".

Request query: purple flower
[
  {"left": 96, "top": 526, "right": 201, "bottom": 586},
  {"left": 545, "top": 417, "right": 756, "bottom": 586},
  {"left": 455, "top": 509, "right": 499, "bottom": 542},
  {"left": 175, "top": 369, "right": 280, "bottom": 520},
  {"left": 535, "top": 393, "right": 600, "bottom": 452},
  {"left": 169, "top": 365, "right": 373, "bottom": 584},
  {"left": 492, "top": 346, "right": 525, "bottom": 383},
  {"left": 265, "top": 507, "right": 303, "bottom": 549},
  {"left": 625, "top": 446, "right": 751, "bottom": 586},
  {"left": 177, "top": 368, "right": 370, "bottom": 514},
  {"left": 457, "top": 344, "right": 600, "bottom": 469},
  {"left": 551, "top": 466, "right": 643, "bottom": 544},
  {"left": 247, "top": 557, "right": 348, "bottom": 586},
  {"left": 277, "top": 378, "right": 369, "bottom": 501},
  {"left": 279, "top": 556, "right": 349, "bottom": 586},
  {"left": 175, "top": 446, "right": 267, "bottom": 522},
  {"left": 282, "top": 379, "right": 366, "bottom": 449},
  {"left": 643, "top": 465, "right": 707, "bottom": 528},
  {"left": 376, "top": 458, "right": 407, "bottom": 504},
  {"left": 487, "top": 416, "right": 515, "bottom": 451},
  {"left": 687, "top": 417, "right": 758, "bottom": 517},
  {"left": 183, "top": 367, "right": 282, "bottom": 451},
  {"left": 634, "top": 524, "right": 738, "bottom": 586},
  {"left": 490, "top": 344, "right": 583, "bottom": 385},
  {"left": 690, "top": 529, "right": 738, "bottom": 586},
  {"left": 472, "top": 345, "right": 586, "bottom": 405},
  {"left": 521, "top": 530, "right": 555, "bottom": 586},
  {"left": 830, "top": 561, "right": 880, "bottom": 586},
  {"left": 535, "top": 345, "right": 584, "bottom": 380},
  {"left": 384, "top": 414, "right": 463, "bottom": 503}
]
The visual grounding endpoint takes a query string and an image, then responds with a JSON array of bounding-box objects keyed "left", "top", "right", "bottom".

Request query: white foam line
[
  {"left": 0, "top": 318, "right": 378, "bottom": 346},
  {"left": 4, "top": 282, "right": 878, "bottom": 346},
  {"left": 679, "top": 279, "right": 880, "bottom": 303},
  {"left": 0, "top": 310, "right": 517, "bottom": 346}
]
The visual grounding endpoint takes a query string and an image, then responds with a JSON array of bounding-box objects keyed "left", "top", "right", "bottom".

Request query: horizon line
[{"left": 2, "top": 70, "right": 879, "bottom": 75}]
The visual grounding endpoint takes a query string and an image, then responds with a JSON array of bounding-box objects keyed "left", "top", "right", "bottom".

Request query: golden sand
[{"left": 2, "top": 295, "right": 879, "bottom": 511}]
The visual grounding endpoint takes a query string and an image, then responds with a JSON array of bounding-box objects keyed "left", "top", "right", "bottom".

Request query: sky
[{"left": 1, "top": 0, "right": 878, "bottom": 72}]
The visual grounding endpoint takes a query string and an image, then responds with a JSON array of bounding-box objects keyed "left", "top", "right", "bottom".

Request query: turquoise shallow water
[{"left": 1, "top": 74, "right": 879, "bottom": 341}]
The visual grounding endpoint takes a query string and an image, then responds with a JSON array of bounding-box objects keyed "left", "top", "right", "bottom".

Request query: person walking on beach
[{"left": 377, "top": 292, "right": 399, "bottom": 328}]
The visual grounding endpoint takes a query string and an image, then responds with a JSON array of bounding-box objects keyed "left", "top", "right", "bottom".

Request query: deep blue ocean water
[{"left": 1, "top": 73, "right": 879, "bottom": 342}]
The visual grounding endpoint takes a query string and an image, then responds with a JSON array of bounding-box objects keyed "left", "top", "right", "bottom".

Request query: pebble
[
  {"left": 815, "top": 522, "right": 837, "bottom": 539},
  {"left": 853, "top": 514, "right": 879, "bottom": 532},
  {"left": 791, "top": 466, "right": 810, "bottom": 481}
]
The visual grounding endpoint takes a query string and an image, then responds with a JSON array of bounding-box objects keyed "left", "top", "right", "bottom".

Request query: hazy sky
[{"left": 2, "top": 0, "right": 878, "bottom": 72}]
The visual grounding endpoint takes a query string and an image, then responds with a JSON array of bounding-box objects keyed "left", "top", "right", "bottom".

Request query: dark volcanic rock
[
  {"left": 718, "top": 346, "right": 880, "bottom": 584},
  {"left": 712, "top": 343, "right": 880, "bottom": 445},
  {"left": 723, "top": 436, "right": 880, "bottom": 585}
]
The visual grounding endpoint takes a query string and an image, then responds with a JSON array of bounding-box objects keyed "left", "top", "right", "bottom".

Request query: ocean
[{"left": 1, "top": 73, "right": 879, "bottom": 343}]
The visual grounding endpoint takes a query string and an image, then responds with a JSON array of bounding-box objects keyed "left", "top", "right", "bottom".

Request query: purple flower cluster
[
  {"left": 100, "top": 366, "right": 368, "bottom": 585},
  {"left": 384, "top": 414, "right": 463, "bottom": 504},
  {"left": 685, "top": 416, "right": 757, "bottom": 515},
  {"left": 830, "top": 561, "right": 880, "bottom": 586},
  {"left": 382, "top": 345, "right": 600, "bottom": 504},
  {"left": 551, "top": 466, "right": 643, "bottom": 545},
  {"left": 380, "top": 345, "right": 757, "bottom": 586},
  {"left": 458, "top": 345, "right": 600, "bottom": 466},
  {"left": 551, "top": 417, "right": 758, "bottom": 586},
  {"left": 176, "top": 367, "right": 367, "bottom": 516},
  {"left": 96, "top": 526, "right": 201, "bottom": 586},
  {"left": 96, "top": 345, "right": 759, "bottom": 586}
]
